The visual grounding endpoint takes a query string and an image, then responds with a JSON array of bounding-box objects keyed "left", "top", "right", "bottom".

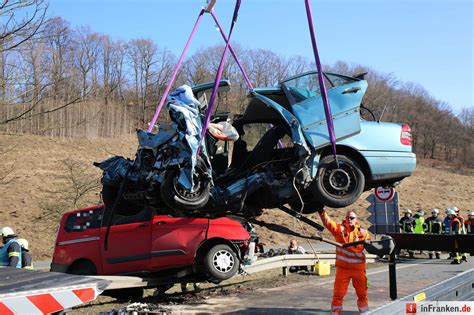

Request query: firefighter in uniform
[
  {"left": 453, "top": 207, "right": 468, "bottom": 262},
  {"left": 0, "top": 227, "right": 22, "bottom": 268},
  {"left": 446, "top": 209, "right": 463, "bottom": 264},
  {"left": 318, "top": 208, "right": 371, "bottom": 314},
  {"left": 443, "top": 208, "right": 454, "bottom": 259},
  {"left": 17, "top": 238, "right": 33, "bottom": 269},
  {"left": 399, "top": 209, "right": 415, "bottom": 258},
  {"left": 424, "top": 208, "right": 442, "bottom": 259},
  {"left": 465, "top": 211, "right": 474, "bottom": 235}
]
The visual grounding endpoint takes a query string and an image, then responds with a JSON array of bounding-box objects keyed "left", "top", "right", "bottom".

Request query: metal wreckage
[{"left": 94, "top": 0, "right": 411, "bottom": 255}]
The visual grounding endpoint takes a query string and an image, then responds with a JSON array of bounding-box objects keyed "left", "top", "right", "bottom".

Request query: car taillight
[{"left": 400, "top": 124, "right": 412, "bottom": 146}]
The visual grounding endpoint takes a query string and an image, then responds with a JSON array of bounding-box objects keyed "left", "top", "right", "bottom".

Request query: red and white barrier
[{"left": 0, "top": 286, "right": 100, "bottom": 314}]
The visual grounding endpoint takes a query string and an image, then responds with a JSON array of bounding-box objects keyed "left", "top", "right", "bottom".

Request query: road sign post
[{"left": 367, "top": 187, "right": 400, "bottom": 235}]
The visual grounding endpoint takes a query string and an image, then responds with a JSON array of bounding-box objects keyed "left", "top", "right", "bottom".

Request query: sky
[{"left": 48, "top": 0, "right": 473, "bottom": 113}]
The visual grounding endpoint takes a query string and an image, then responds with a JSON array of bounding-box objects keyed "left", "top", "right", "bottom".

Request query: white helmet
[
  {"left": 452, "top": 206, "right": 459, "bottom": 213},
  {"left": 431, "top": 208, "right": 439, "bottom": 215},
  {"left": 403, "top": 208, "right": 412, "bottom": 214},
  {"left": 1, "top": 227, "right": 15, "bottom": 238},
  {"left": 469, "top": 211, "right": 474, "bottom": 217},
  {"left": 446, "top": 209, "right": 456, "bottom": 215},
  {"left": 17, "top": 238, "right": 29, "bottom": 250}
]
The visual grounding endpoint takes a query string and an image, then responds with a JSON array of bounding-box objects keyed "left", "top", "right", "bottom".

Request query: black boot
[
  {"left": 435, "top": 253, "right": 441, "bottom": 259},
  {"left": 429, "top": 253, "right": 433, "bottom": 259}
]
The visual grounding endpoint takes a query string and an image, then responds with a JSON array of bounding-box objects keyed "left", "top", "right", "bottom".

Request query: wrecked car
[
  {"left": 51, "top": 204, "right": 253, "bottom": 298},
  {"left": 96, "top": 71, "right": 416, "bottom": 218}
]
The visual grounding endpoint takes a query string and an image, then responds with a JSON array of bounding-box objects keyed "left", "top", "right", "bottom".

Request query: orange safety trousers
[{"left": 331, "top": 266, "right": 368, "bottom": 314}]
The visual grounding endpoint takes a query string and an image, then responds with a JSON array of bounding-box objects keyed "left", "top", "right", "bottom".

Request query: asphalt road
[{"left": 161, "top": 254, "right": 474, "bottom": 314}]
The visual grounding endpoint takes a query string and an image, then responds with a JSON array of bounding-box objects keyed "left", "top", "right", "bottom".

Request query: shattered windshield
[{"left": 281, "top": 72, "right": 358, "bottom": 101}]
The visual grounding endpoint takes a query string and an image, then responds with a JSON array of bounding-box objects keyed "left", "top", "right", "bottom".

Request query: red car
[{"left": 51, "top": 204, "right": 251, "bottom": 285}]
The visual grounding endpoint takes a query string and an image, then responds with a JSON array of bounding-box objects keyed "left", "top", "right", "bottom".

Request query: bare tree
[{"left": 0, "top": 0, "right": 48, "bottom": 52}]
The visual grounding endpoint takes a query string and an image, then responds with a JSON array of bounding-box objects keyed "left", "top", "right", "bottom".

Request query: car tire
[
  {"left": 67, "top": 260, "right": 97, "bottom": 275},
  {"left": 312, "top": 155, "right": 365, "bottom": 208},
  {"left": 203, "top": 244, "right": 239, "bottom": 282},
  {"left": 160, "top": 157, "right": 210, "bottom": 210}
]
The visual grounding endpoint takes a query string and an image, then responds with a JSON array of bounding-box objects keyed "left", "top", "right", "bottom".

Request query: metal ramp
[{"left": 0, "top": 267, "right": 109, "bottom": 314}]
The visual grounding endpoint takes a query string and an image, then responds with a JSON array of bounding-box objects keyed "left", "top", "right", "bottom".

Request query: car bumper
[
  {"left": 50, "top": 262, "right": 69, "bottom": 273},
  {"left": 361, "top": 151, "right": 416, "bottom": 180}
]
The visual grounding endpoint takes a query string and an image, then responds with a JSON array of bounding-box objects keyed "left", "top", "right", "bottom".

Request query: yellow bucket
[{"left": 314, "top": 260, "right": 331, "bottom": 276}]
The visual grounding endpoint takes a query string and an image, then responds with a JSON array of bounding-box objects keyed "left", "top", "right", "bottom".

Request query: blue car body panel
[
  {"left": 337, "top": 121, "right": 416, "bottom": 180},
  {"left": 252, "top": 80, "right": 415, "bottom": 183},
  {"left": 292, "top": 81, "right": 368, "bottom": 149}
]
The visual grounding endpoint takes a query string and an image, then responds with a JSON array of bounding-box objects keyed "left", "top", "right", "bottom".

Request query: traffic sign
[
  {"left": 375, "top": 186, "right": 395, "bottom": 202},
  {"left": 366, "top": 189, "right": 400, "bottom": 235}
]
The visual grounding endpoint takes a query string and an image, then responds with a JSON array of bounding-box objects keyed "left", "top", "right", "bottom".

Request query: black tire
[
  {"left": 312, "top": 155, "right": 365, "bottom": 208},
  {"left": 160, "top": 157, "right": 210, "bottom": 210},
  {"left": 67, "top": 260, "right": 97, "bottom": 275},
  {"left": 203, "top": 244, "right": 239, "bottom": 282}
]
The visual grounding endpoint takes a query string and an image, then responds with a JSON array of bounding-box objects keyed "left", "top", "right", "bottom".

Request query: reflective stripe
[
  {"left": 57, "top": 237, "right": 100, "bottom": 246},
  {"left": 24, "top": 266, "right": 34, "bottom": 270},
  {"left": 336, "top": 247, "right": 364, "bottom": 258},
  {"left": 359, "top": 306, "right": 369, "bottom": 312},
  {"left": 1, "top": 296, "right": 42, "bottom": 314},
  {"left": 336, "top": 255, "right": 365, "bottom": 264},
  {"left": 331, "top": 305, "right": 343, "bottom": 311},
  {"left": 8, "top": 252, "right": 20, "bottom": 257}
]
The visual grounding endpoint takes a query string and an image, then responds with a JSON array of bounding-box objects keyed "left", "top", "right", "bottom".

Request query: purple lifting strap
[
  {"left": 305, "top": 0, "right": 338, "bottom": 161},
  {"left": 210, "top": 9, "right": 253, "bottom": 90},
  {"left": 198, "top": 0, "right": 242, "bottom": 150},
  {"left": 147, "top": 9, "right": 205, "bottom": 132}
]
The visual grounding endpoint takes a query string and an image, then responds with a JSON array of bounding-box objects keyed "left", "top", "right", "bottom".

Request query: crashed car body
[
  {"left": 96, "top": 71, "right": 416, "bottom": 217},
  {"left": 51, "top": 205, "right": 252, "bottom": 283}
]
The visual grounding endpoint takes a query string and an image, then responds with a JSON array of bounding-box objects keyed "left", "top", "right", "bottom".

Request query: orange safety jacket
[
  {"left": 320, "top": 210, "right": 371, "bottom": 270},
  {"left": 450, "top": 217, "right": 461, "bottom": 234},
  {"left": 465, "top": 219, "right": 474, "bottom": 234}
]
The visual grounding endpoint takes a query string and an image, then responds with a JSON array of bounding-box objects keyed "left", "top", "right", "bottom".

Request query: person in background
[
  {"left": 443, "top": 208, "right": 454, "bottom": 259},
  {"left": 465, "top": 211, "right": 474, "bottom": 235},
  {"left": 288, "top": 239, "right": 306, "bottom": 273},
  {"left": 399, "top": 209, "right": 415, "bottom": 258},
  {"left": 318, "top": 208, "right": 371, "bottom": 314},
  {"left": 288, "top": 239, "right": 305, "bottom": 254},
  {"left": 424, "top": 208, "right": 442, "bottom": 259},
  {"left": 413, "top": 209, "right": 426, "bottom": 235},
  {"left": 0, "top": 227, "right": 22, "bottom": 268},
  {"left": 17, "top": 238, "right": 33, "bottom": 269},
  {"left": 453, "top": 207, "right": 468, "bottom": 263},
  {"left": 446, "top": 209, "right": 463, "bottom": 264}
]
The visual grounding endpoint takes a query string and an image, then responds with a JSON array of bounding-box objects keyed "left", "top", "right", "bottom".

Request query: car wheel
[
  {"left": 203, "top": 244, "right": 239, "bottom": 282},
  {"left": 312, "top": 155, "right": 365, "bottom": 208},
  {"left": 67, "top": 260, "right": 97, "bottom": 275},
  {"left": 161, "top": 157, "right": 211, "bottom": 210}
]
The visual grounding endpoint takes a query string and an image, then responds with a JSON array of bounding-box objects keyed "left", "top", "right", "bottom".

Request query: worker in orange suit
[{"left": 318, "top": 207, "right": 371, "bottom": 314}]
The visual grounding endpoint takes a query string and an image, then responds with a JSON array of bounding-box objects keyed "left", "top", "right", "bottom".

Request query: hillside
[{"left": 0, "top": 134, "right": 472, "bottom": 260}]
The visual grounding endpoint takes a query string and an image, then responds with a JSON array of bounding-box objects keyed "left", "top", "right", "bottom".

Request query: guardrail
[
  {"left": 369, "top": 268, "right": 474, "bottom": 314},
  {"left": 242, "top": 253, "right": 377, "bottom": 275}
]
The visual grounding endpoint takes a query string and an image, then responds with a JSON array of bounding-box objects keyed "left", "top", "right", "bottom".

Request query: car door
[
  {"left": 151, "top": 215, "right": 208, "bottom": 271},
  {"left": 282, "top": 71, "right": 367, "bottom": 149},
  {"left": 99, "top": 205, "right": 152, "bottom": 275}
]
